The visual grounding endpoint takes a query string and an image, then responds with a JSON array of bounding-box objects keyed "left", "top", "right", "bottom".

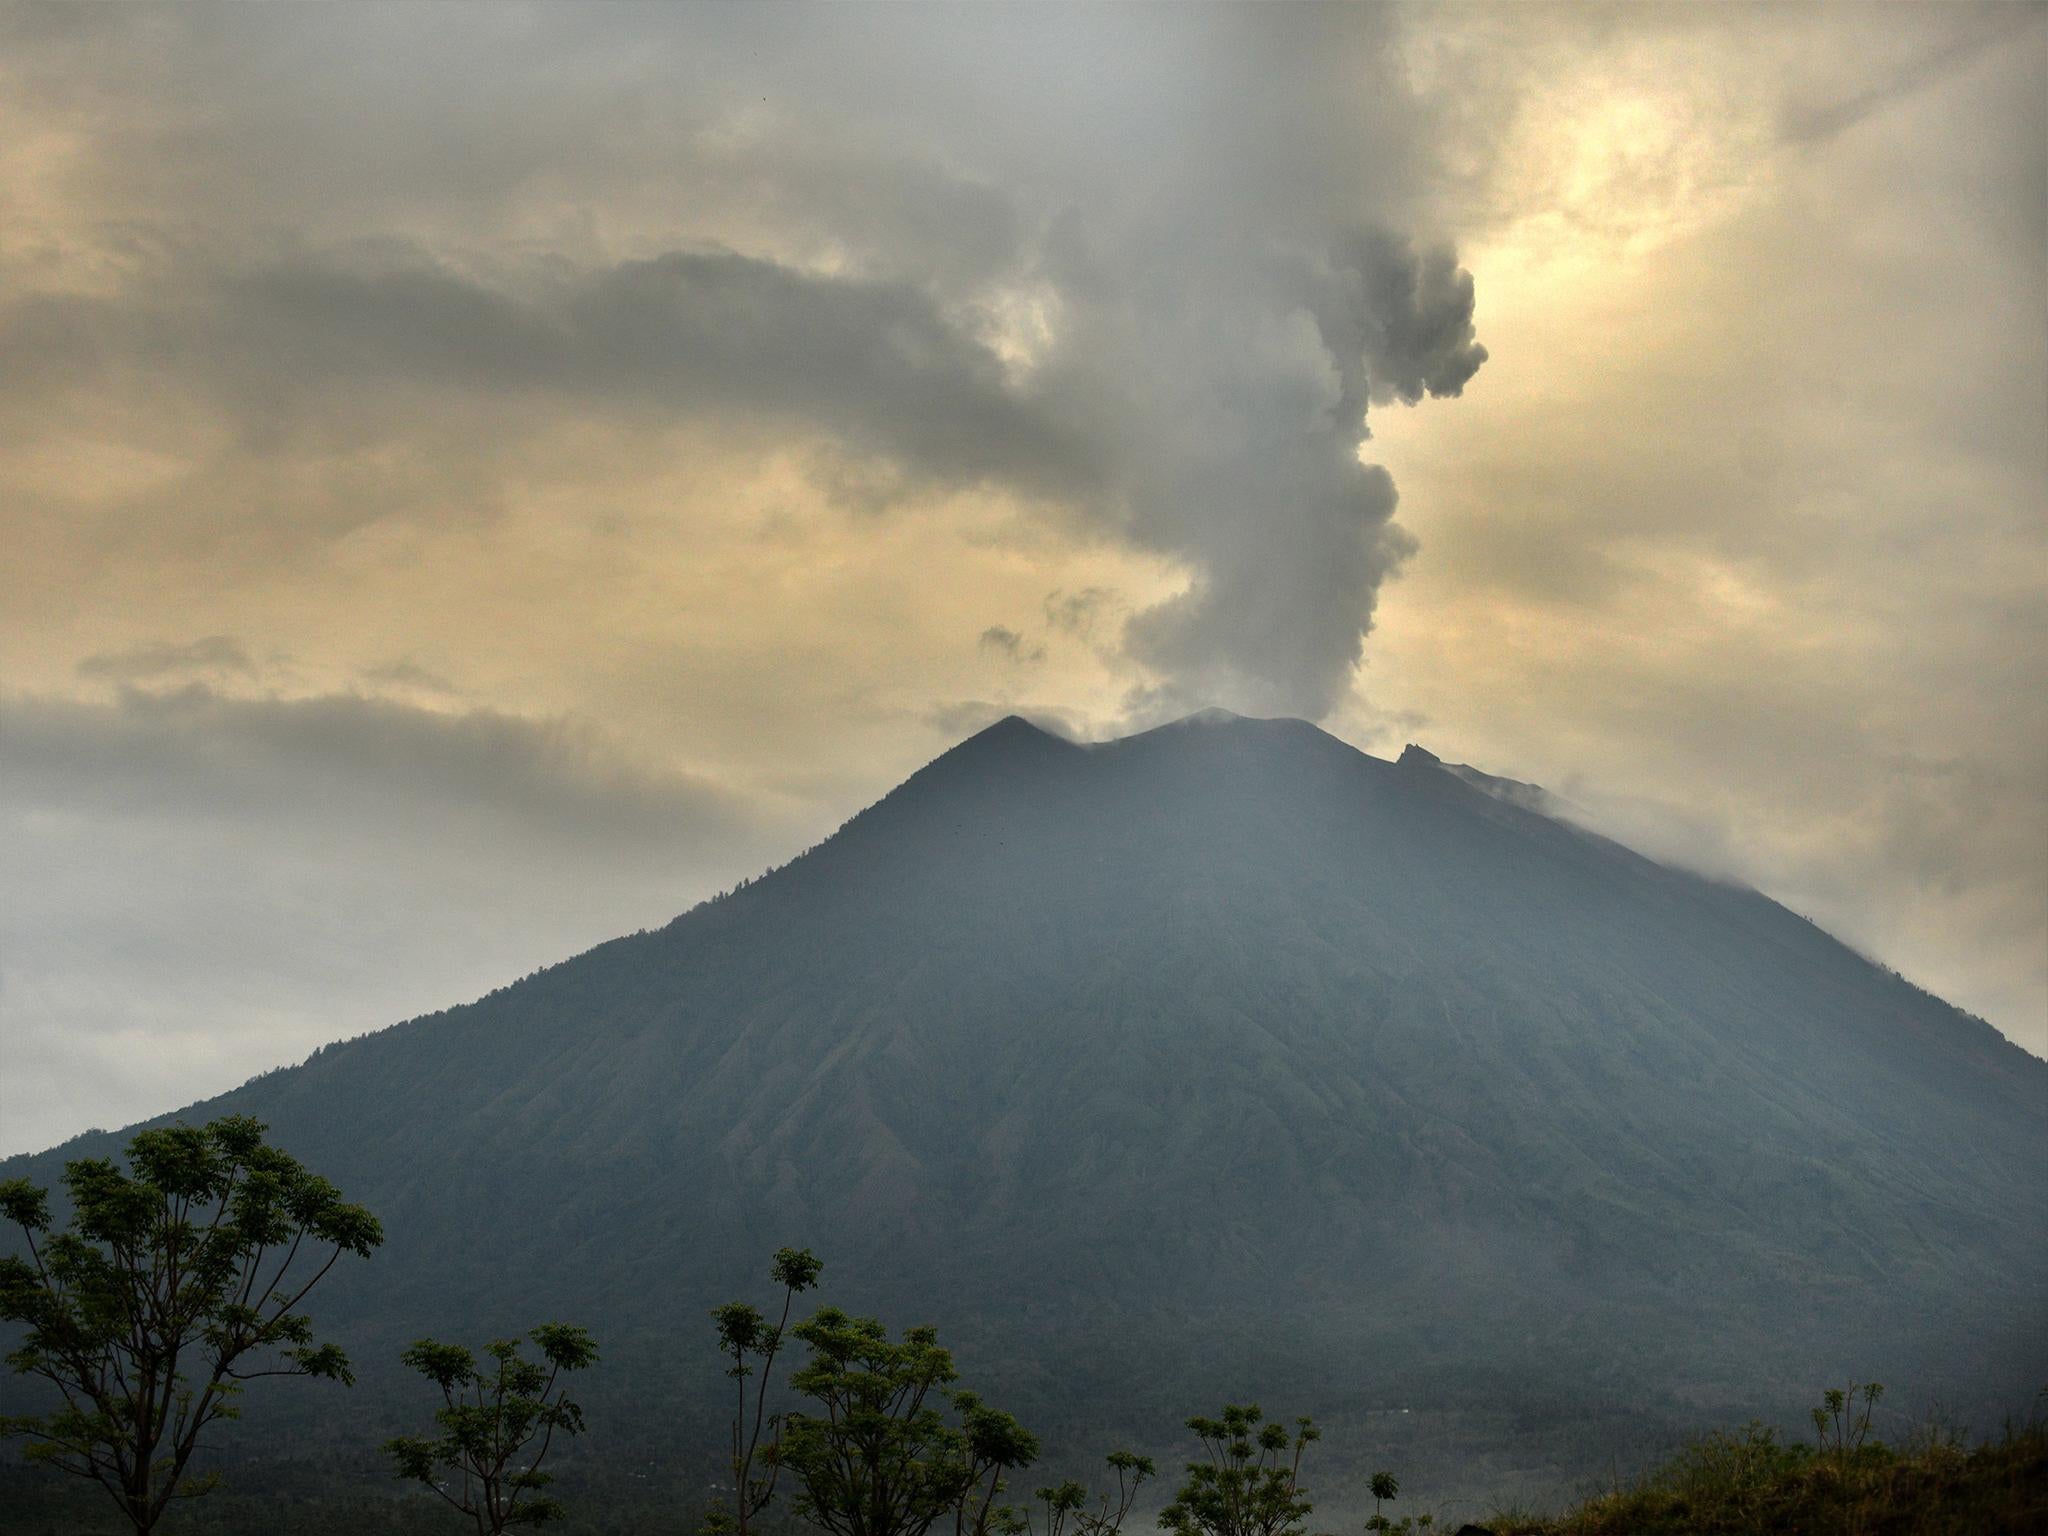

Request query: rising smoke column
[
  {"left": 856, "top": 6, "right": 1494, "bottom": 722},
  {"left": 548, "top": 2, "right": 1496, "bottom": 723},
  {"left": 1076, "top": 229, "right": 1488, "bottom": 720}
]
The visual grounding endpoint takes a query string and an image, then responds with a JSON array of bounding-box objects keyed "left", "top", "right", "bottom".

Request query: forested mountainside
[{"left": 5, "top": 710, "right": 2044, "bottom": 1522}]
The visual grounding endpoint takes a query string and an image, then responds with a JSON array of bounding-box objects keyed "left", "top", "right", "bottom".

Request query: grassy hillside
[{"left": 1480, "top": 1404, "right": 2048, "bottom": 1536}]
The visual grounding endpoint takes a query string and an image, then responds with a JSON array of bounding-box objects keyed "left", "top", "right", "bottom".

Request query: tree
[
  {"left": 706, "top": 1246, "right": 825, "bottom": 1536},
  {"left": 1158, "top": 1405, "right": 1320, "bottom": 1536},
  {"left": 1811, "top": 1381, "right": 1885, "bottom": 1473},
  {"left": 0, "top": 1115, "right": 382, "bottom": 1534},
  {"left": 386, "top": 1323, "right": 598, "bottom": 1532},
  {"left": 1027, "top": 1449, "right": 1158, "bottom": 1536},
  {"left": 778, "top": 1307, "right": 1039, "bottom": 1536},
  {"left": 1365, "top": 1471, "right": 1399, "bottom": 1532}
]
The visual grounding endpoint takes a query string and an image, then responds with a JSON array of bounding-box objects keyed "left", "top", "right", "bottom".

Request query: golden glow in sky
[{"left": 1, "top": 3, "right": 2042, "bottom": 1153}]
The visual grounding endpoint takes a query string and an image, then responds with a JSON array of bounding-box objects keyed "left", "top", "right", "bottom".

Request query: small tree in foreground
[
  {"left": 1811, "top": 1380, "right": 1885, "bottom": 1480},
  {"left": 1158, "top": 1404, "right": 1320, "bottom": 1536},
  {"left": 1028, "top": 1449, "right": 1158, "bottom": 1536},
  {"left": 706, "top": 1246, "right": 825, "bottom": 1536},
  {"left": 0, "top": 1115, "right": 382, "bottom": 1534},
  {"left": 779, "top": 1307, "right": 1039, "bottom": 1536},
  {"left": 386, "top": 1323, "right": 597, "bottom": 1532},
  {"left": 1364, "top": 1470, "right": 1399, "bottom": 1532}
]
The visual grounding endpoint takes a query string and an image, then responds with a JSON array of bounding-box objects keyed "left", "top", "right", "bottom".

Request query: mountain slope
[{"left": 5, "top": 711, "right": 2044, "bottom": 1511}]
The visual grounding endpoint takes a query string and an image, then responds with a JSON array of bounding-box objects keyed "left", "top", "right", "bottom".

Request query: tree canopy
[
  {"left": 779, "top": 1307, "right": 1038, "bottom": 1536},
  {"left": 386, "top": 1322, "right": 598, "bottom": 1532},
  {"left": 709, "top": 1245, "right": 825, "bottom": 1536},
  {"left": 1158, "top": 1405, "right": 1319, "bottom": 1536},
  {"left": 0, "top": 1115, "right": 381, "bottom": 1533}
]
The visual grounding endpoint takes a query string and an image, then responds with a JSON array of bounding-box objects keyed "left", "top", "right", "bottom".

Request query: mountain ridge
[{"left": 3, "top": 710, "right": 2043, "bottom": 1513}]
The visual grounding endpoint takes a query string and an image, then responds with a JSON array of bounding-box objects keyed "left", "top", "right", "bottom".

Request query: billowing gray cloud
[
  {"left": 0, "top": 3, "right": 1485, "bottom": 719},
  {"left": 0, "top": 246, "right": 1095, "bottom": 507},
  {"left": 2, "top": 226, "right": 1479, "bottom": 721},
  {"left": 1043, "top": 588, "right": 1122, "bottom": 639},
  {"left": 1035, "top": 226, "right": 1486, "bottom": 720},
  {"left": 1309, "top": 232, "right": 1489, "bottom": 418},
  {"left": 977, "top": 626, "right": 1041, "bottom": 663}
]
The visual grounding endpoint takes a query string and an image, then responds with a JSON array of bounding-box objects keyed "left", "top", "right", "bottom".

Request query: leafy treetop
[
  {"left": 779, "top": 1307, "right": 1039, "bottom": 1536},
  {"left": 386, "top": 1322, "right": 599, "bottom": 1533},
  {"left": 1158, "top": 1405, "right": 1320, "bottom": 1536},
  {"left": 1028, "top": 1449, "right": 1158, "bottom": 1536},
  {"left": 708, "top": 1245, "right": 825, "bottom": 1536},
  {"left": 0, "top": 1115, "right": 382, "bottom": 1534}
]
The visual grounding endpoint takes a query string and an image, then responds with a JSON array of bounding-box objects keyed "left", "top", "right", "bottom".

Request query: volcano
[{"left": 5, "top": 711, "right": 2044, "bottom": 1512}]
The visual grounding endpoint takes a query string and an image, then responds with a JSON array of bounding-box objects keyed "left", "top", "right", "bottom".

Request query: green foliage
[
  {"left": 385, "top": 1323, "right": 597, "bottom": 1532},
  {"left": 1811, "top": 1380, "right": 1884, "bottom": 1469},
  {"left": 1159, "top": 1405, "right": 1320, "bottom": 1536},
  {"left": 0, "top": 1115, "right": 381, "bottom": 1533},
  {"left": 1484, "top": 1389, "right": 2048, "bottom": 1536},
  {"left": 778, "top": 1307, "right": 1038, "bottom": 1536},
  {"left": 1364, "top": 1469, "right": 1400, "bottom": 1531},
  {"left": 1026, "top": 1449, "right": 1156, "bottom": 1536},
  {"left": 707, "top": 1246, "right": 825, "bottom": 1536},
  {"left": 1355, "top": 1513, "right": 1432, "bottom": 1536}
]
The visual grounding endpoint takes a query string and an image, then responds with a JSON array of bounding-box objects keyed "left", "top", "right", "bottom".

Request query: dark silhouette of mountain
[{"left": 5, "top": 710, "right": 2044, "bottom": 1512}]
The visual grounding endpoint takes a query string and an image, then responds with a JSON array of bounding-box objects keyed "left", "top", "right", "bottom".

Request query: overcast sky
[{"left": 2, "top": 2, "right": 2043, "bottom": 1155}]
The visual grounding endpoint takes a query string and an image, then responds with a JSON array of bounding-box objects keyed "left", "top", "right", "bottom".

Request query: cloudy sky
[{"left": 2, "top": 2, "right": 2042, "bottom": 1155}]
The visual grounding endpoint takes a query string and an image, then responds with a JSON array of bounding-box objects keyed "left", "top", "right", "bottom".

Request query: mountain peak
[
  {"left": 895, "top": 711, "right": 1077, "bottom": 796},
  {"left": 973, "top": 712, "right": 1059, "bottom": 743},
  {"left": 9, "top": 702, "right": 2042, "bottom": 1513}
]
